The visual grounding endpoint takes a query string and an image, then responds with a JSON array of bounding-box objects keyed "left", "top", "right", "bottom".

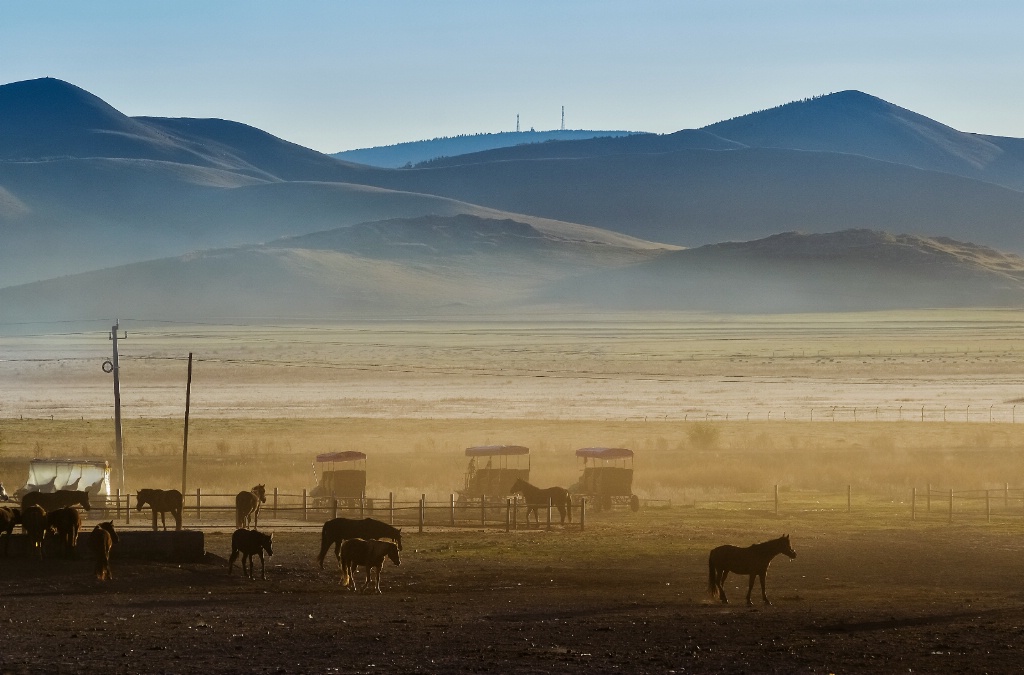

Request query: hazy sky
[{"left": 2, "top": 1, "right": 1022, "bottom": 153}]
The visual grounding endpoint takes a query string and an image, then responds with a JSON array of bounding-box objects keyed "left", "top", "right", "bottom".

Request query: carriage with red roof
[
  {"left": 571, "top": 447, "right": 640, "bottom": 511},
  {"left": 310, "top": 451, "right": 367, "bottom": 508},
  {"left": 457, "top": 445, "right": 530, "bottom": 504}
]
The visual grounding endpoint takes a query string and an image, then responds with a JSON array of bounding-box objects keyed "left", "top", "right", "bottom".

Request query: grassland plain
[{"left": 3, "top": 312, "right": 1024, "bottom": 672}]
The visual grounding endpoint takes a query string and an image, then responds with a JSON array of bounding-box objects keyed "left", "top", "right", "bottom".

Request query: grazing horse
[
  {"left": 91, "top": 521, "right": 118, "bottom": 580},
  {"left": 136, "top": 489, "right": 183, "bottom": 531},
  {"left": 21, "top": 504, "right": 48, "bottom": 559},
  {"left": 340, "top": 538, "right": 401, "bottom": 594},
  {"left": 228, "top": 528, "right": 274, "bottom": 580},
  {"left": 235, "top": 484, "right": 267, "bottom": 529},
  {"left": 0, "top": 506, "right": 21, "bottom": 556},
  {"left": 509, "top": 478, "right": 572, "bottom": 526},
  {"left": 708, "top": 534, "right": 797, "bottom": 606},
  {"left": 46, "top": 507, "right": 83, "bottom": 558},
  {"left": 317, "top": 517, "right": 403, "bottom": 569},
  {"left": 22, "top": 489, "right": 91, "bottom": 512}
]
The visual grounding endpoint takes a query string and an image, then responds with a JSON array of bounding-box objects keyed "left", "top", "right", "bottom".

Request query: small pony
[
  {"left": 340, "top": 538, "right": 401, "bottom": 594},
  {"left": 136, "top": 488, "right": 184, "bottom": 531},
  {"left": 708, "top": 534, "right": 796, "bottom": 606},
  {"left": 91, "top": 521, "right": 119, "bottom": 580},
  {"left": 228, "top": 528, "right": 274, "bottom": 580},
  {"left": 235, "top": 485, "right": 267, "bottom": 529}
]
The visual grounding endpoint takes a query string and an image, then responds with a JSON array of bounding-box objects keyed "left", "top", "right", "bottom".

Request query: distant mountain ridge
[{"left": 331, "top": 129, "right": 638, "bottom": 168}]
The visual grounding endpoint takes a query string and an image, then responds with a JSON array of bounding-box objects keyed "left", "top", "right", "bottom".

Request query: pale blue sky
[{"left": 2, "top": 1, "right": 1022, "bottom": 152}]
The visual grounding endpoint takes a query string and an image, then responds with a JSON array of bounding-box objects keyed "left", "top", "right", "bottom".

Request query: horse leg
[
  {"left": 759, "top": 572, "right": 771, "bottom": 605},
  {"left": 746, "top": 575, "right": 756, "bottom": 606},
  {"left": 151, "top": 509, "right": 158, "bottom": 532},
  {"left": 373, "top": 565, "right": 382, "bottom": 594},
  {"left": 174, "top": 508, "right": 182, "bottom": 531},
  {"left": 259, "top": 551, "right": 266, "bottom": 580},
  {"left": 719, "top": 570, "right": 730, "bottom": 604},
  {"left": 228, "top": 549, "right": 239, "bottom": 575}
]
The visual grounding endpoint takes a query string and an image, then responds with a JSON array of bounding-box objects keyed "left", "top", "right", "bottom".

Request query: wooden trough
[{"left": 7, "top": 530, "right": 206, "bottom": 563}]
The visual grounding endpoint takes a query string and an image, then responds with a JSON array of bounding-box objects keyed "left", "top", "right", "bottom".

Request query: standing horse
[
  {"left": 228, "top": 528, "right": 274, "bottom": 580},
  {"left": 0, "top": 506, "right": 21, "bottom": 556},
  {"left": 21, "top": 504, "right": 47, "bottom": 560},
  {"left": 22, "top": 489, "right": 91, "bottom": 512},
  {"left": 340, "top": 538, "right": 401, "bottom": 593},
  {"left": 46, "top": 507, "right": 83, "bottom": 558},
  {"left": 91, "top": 521, "right": 118, "bottom": 580},
  {"left": 317, "top": 517, "right": 403, "bottom": 569},
  {"left": 708, "top": 534, "right": 796, "bottom": 606},
  {"left": 235, "top": 484, "right": 266, "bottom": 529},
  {"left": 136, "top": 489, "right": 183, "bottom": 531},
  {"left": 509, "top": 478, "right": 572, "bottom": 526}
]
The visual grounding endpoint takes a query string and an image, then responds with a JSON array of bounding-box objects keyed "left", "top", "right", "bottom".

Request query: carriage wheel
[{"left": 629, "top": 494, "right": 640, "bottom": 512}]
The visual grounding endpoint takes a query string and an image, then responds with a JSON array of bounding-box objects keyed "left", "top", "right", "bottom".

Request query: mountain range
[{"left": 2, "top": 77, "right": 1024, "bottom": 319}]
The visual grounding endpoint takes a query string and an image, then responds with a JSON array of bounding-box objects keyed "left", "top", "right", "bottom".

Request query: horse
[
  {"left": 136, "top": 489, "right": 183, "bottom": 531},
  {"left": 46, "top": 506, "right": 82, "bottom": 559},
  {"left": 228, "top": 528, "right": 274, "bottom": 580},
  {"left": 21, "top": 504, "right": 48, "bottom": 560},
  {"left": 707, "top": 534, "right": 797, "bottom": 606},
  {"left": 340, "top": 538, "right": 401, "bottom": 594},
  {"left": 235, "top": 484, "right": 266, "bottom": 529},
  {"left": 91, "top": 521, "right": 118, "bottom": 580},
  {"left": 22, "top": 489, "right": 91, "bottom": 512},
  {"left": 0, "top": 506, "right": 21, "bottom": 556},
  {"left": 509, "top": 478, "right": 572, "bottom": 526},
  {"left": 317, "top": 517, "right": 403, "bottom": 569},
  {"left": 0, "top": 482, "right": 10, "bottom": 502}
]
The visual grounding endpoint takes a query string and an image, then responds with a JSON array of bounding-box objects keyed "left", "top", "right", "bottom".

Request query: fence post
[
  {"left": 580, "top": 498, "right": 586, "bottom": 532},
  {"left": 1005, "top": 483, "right": 1009, "bottom": 508},
  {"left": 774, "top": 484, "right": 779, "bottom": 516},
  {"left": 546, "top": 498, "right": 552, "bottom": 531},
  {"left": 116, "top": 489, "right": 121, "bottom": 520},
  {"left": 419, "top": 494, "right": 425, "bottom": 533},
  {"left": 481, "top": 494, "right": 486, "bottom": 527},
  {"left": 450, "top": 493, "right": 456, "bottom": 527},
  {"left": 389, "top": 492, "right": 394, "bottom": 525},
  {"left": 506, "top": 498, "right": 511, "bottom": 532},
  {"left": 125, "top": 490, "right": 130, "bottom": 525},
  {"left": 332, "top": 498, "right": 338, "bottom": 520},
  {"left": 847, "top": 484, "right": 852, "bottom": 514},
  {"left": 926, "top": 483, "right": 931, "bottom": 512},
  {"left": 911, "top": 487, "right": 916, "bottom": 521},
  {"left": 302, "top": 488, "right": 307, "bottom": 521},
  {"left": 360, "top": 493, "right": 365, "bottom": 518},
  {"left": 273, "top": 487, "right": 278, "bottom": 518},
  {"left": 196, "top": 488, "right": 202, "bottom": 520},
  {"left": 949, "top": 488, "right": 953, "bottom": 524},
  {"left": 987, "top": 490, "right": 991, "bottom": 522}
]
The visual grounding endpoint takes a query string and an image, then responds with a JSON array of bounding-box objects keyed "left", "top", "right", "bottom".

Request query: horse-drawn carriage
[
  {"left": 15, "top": 458, "right": 111, "bottom": 500},
  {"left": 310, "top": 451, "right": 367, "bottom": 508},
  {"left": 571, "top": 447, "right": 639, "bottom": 511},
  {"left": 457, "top": 445, "right": 530, "bottom": 504}
]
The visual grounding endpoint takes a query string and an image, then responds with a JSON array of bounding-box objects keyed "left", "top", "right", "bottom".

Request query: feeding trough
[
  {"left": 310, "top": 451, "right": 367, "bottom": 508},
  {"left": 571, "top": 447, "right": 639, "bottom": 511}
]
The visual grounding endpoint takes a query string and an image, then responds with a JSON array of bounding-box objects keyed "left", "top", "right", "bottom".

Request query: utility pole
[
  {"left": 561, "top": 106, "right": 565, "bottom": 131},
  {"left": 104, "top": 321, "right": 127, "bottom": 492},
  {"left": 516, "top": 113, "right": 520, "bottom": 133},
  {"left": 182, "top": 352, "right": 193, "bottom": 496}
]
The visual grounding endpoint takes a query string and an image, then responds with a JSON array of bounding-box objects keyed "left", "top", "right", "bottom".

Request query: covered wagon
[
  {"left": 16, "top": 458, "right": 111, "bottom": 500},
  {"left": 310, "top": 451, "right": 367, "bottom": 508},
  {"left": 458, "top": 445, "right": 530, "bottom": 504}
]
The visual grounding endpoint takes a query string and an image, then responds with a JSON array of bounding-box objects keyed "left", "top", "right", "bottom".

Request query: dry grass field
[{"left": 3, "top": 311, "right": 1024, "bottom": 672}]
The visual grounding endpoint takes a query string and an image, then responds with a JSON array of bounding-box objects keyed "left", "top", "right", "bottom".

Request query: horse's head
[
  {"left": 79, "top": 491, "right": 92, "bottom": 511},
  {"left": 100, "top": 521, "right": 119, "bottom": 544},
  {"left": 135, "top": 490, "right": 145, "bottom": 511},
  {"left": 262, "top": 531, "right": 274, "bottom": 556},
  {"left": 779, "top": 534, "right": 796, "bottom": 559},
  {"left": 387, "top": 543, "right": 401, "bottom": 567},
  {"left": 254, "top": 484, "right": 267, "bottom": 503},
  {"left": 509, "top": 478, "right": 525, "bottom": 494},
  {"left": 394, "top": 529, "right": 403, "bottom": 551}
]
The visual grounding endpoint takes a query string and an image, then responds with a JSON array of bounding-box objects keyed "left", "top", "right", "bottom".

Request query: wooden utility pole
[
  {"left": 105, "top": 321, "right": 126, "bottom": 492},
  {"left": 182, "top": 352, "right": 193, "bottom": 496}
]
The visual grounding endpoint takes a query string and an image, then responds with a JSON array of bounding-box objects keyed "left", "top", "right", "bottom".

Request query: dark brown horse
[
  {"left": 510, "top": 478, "right": 572, "bottom": 526},
  {"left": 0, "top": 506, "right": 21, "bottom": 556},
  {"left": 46, "top": 506, "right": 82, "bottom": 558},
  {"left": 21, "top": 504, "right": 47, "bottom": 559},
  {"left": 708, "top": 534, "right": 796, "bottom": 606},
  {"left": 228, "top": 528, "right": 274, "bottom": 580},
  {"left": 317, "top": 517, "right": 403, "bottom": 569},
  {"left": 235, "top": 484, "right": 266, "bottom": 529},
  {"left": 91, "top": 521, "right": 118, "bottom": 580},
  {"left": 340, "top": 538, "right": 401, "bottom": 593},
  {"left": 22, "top": 489, "right": 91, "bottom": 512},
  {"left": 136, "top": 489, "right": 183, "bottom": 531}
]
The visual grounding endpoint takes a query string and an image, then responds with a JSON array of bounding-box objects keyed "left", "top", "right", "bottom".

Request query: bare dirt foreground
[{"left": 2, "top": 509, "right": 1024, "bottom": 674}]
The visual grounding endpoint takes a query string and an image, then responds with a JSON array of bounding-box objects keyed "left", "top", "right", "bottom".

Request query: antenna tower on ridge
[
  {"left": 561, "top": 106, "right": 565, "bottom": 131},
  {"left": 516, "top": 114, "right": 520, "bottom": 133}
]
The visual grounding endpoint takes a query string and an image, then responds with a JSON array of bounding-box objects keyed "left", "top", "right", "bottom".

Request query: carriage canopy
[
  {"left": 465, "top": 445, "right": 529, "bottom": 457},
  {"left": 316, "top": 451, "right": 366, "bottom": 463},
  {"left": 575, "top": 447, "right": 633, "bottom": 460},
  {"left": 21, "top": 459, "right": 111, "bottom": 497}
]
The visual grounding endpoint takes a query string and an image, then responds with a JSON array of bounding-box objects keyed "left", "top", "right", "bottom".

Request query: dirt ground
[{"left": 2, "top": 508, "right": 1023, "bottom": 674}]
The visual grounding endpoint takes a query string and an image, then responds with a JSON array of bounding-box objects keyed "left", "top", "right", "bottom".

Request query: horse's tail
[
  {"left": 707, "top": 555, "right": 718, "bottom": 598},
  {"left": 235, "top": 507, "right": 244, "bottom": 529},
  {"left": 316, "top": 522, "right": 332, "bottom": 569}
]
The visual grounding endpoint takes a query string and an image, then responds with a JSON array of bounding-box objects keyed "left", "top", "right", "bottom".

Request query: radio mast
[
  {"left": 561, "top": 106, "right": 565, "bottom": 131},
  {"left": 516, "top": 114, "right": 520, "bottom": 133}
]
